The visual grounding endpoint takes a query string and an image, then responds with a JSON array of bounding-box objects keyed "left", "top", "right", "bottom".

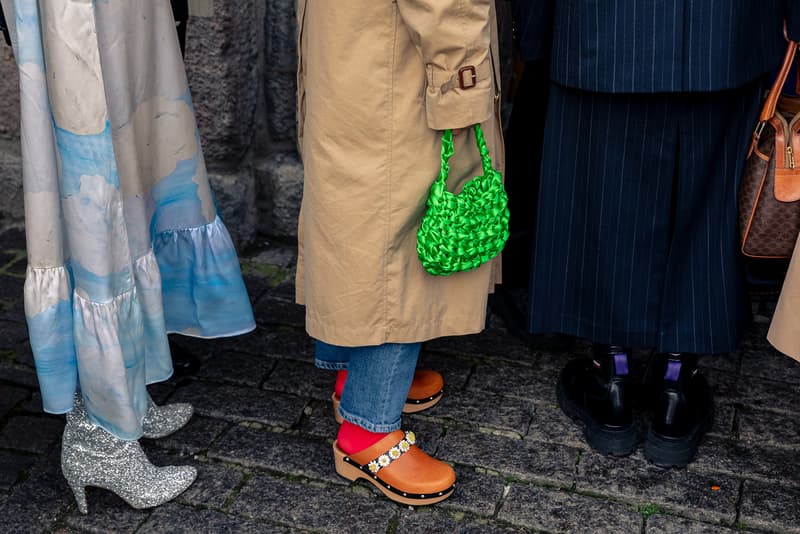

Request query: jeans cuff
[
  {"left": 338, "top": 406, "right": 402, "bottom": 433},
  {"left": 315, "top": 359, "right": 349, "bottom": 371}
]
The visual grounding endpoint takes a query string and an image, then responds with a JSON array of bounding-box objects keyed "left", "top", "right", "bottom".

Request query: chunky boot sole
[
  {"left": 333, "top": 442, "right": 454, "bottom": 506},
  {"left": 557, "top": 380, "right": 637, "bottom": 456},
  {"left": 644, "top": 411, "right": 713, "bottom": 468}
]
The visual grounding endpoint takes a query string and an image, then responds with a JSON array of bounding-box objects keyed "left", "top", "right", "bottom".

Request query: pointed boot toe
[{"left": 142, "top": 395, "right": 194, "bottom": 439}]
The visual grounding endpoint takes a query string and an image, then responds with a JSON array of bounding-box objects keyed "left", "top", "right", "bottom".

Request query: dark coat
[{"left": 514, "top": 0, "right": 800, "bottom": 92}]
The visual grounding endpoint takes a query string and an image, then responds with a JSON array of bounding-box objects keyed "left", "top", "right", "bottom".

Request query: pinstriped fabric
[
  {"left": 523, "top": 0, "right": 786, "bottom": 93},
  {"left": 529, "top": 81, "right": 764, "bottom": 353}
]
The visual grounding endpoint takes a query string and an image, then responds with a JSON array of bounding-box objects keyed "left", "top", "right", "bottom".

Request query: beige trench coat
[
  {"left": 768, "top": 235, "right": 800, "bottom": 363},
  {"left": 295, "top": 0, "right": 504, "bottom": 346}
]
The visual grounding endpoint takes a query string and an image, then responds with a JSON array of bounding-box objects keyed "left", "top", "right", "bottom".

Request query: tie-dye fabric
[{"left": 3, "top": 0, "right": 255, "bottom": 440}]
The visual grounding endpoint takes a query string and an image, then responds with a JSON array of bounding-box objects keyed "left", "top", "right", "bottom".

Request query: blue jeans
[{"left": 316, "top": 341, "right": 421, "bottom": 432}]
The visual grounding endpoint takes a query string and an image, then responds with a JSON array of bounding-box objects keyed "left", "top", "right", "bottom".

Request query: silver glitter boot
[
  {"left": 61, "top": 398, "right": 197, "bottom": 514},
  {"left": 142, "top": 395, "right": 194, "bottom": 439}
]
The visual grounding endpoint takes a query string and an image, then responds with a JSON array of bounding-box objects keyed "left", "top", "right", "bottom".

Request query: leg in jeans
[
  {"left": 338, "top": 343, "right": 420, "bottom": 432},
  {"left": 318, "top": 340, "right": 454, "bottom": 506},
  {"left": 315, "top": 341, "right": 420, "bottom": 432}
]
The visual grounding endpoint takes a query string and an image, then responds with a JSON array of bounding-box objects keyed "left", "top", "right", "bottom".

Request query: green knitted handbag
[{"left": 416, "top": 124, "right": 509, "bottom": 276}]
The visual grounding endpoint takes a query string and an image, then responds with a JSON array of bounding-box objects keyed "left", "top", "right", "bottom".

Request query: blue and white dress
[{"left": 2, "top": 0, "right": 255, "bottom": 440}]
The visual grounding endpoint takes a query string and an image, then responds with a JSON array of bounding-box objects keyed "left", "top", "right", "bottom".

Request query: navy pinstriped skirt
[{"left": 529, "top": 81, "right": 764, "bottom": 353}]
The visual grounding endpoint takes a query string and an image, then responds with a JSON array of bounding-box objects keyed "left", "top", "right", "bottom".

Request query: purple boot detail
[
  {"left": 664, "top": 359, "right": 682, "bottom": 382},
  {"left": 613, "top": 353, "right": 629, "bottom": 376}
]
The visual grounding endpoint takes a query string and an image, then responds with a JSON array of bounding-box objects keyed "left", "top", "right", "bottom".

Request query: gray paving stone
[
  {"left": 63, "top": 489, "right": 150, "bottom": 533},
  {"left": 146, "top": 415, "right": 231, "bottom": 456},
  {"left": 740, "top": 347, "right": 800, "bottom": 385},
  {"left": 0, "top": 416, "right": 63, "bottom": 454},
  {"left": 575, "top": 451, "right": 740, "bottom": 523},
  {"left": 264, "top": 278, "right": 296, "bottom": 302},
  {"left": 426, "top": 330, "right": 535, "bottom": 363},
  {"left": 13, "top": 341, "right": 34, "bottom": 367},
  {"left": 498, "top": 483, "right": 643, "bottom": 532},
  {"left": 397, "top": 508, "right": 522, "bottom": 533},
  {"left": 524, "top": 400, "right": 590, "bottom": 449},
  {"left": 440, "top": 521, "right": 527, "bottom": 533},
  {"left": 140, "top": 502, "right": 287, "bottom": 533},
  {"left": 230, "top": 474, "right": 396, "bottom": 532},
  {"left": 739, "top": 479, "right": 800, "bottom": 534},
  {"left": 645, "top": 514, "right": 738, "bottom": 533},
  {"left": 197, "top": 351, "right": 277, "bottom": 387},
  {"left": 737, "top": 407, "right": 800, "bottom": 449},
  {"left": 241, "top": 275, "right": 274, "bottom": 305},
  {"left": 253, "top": 296, "right": 306, "bottom": 329},
  {"left": 0, "top": 469, "right": 72, "bottom": 533},
  {"left": 0, "top": 385, "right": 28, "bottom": 418},
  {"left": 163, "top": 336, "right": 216, "bottom": 362},
  {"left": 19, "top": 390, "right": 43, "bottom": 413},
  {"left": 209, "top": 424, "right": 340, "bottom": 484},
  {"left": 169, "top": 381, "right": 307, "bottom": 428},
  {"left": 0, "top": 227, "right": 25, "bottom": 251},
  {"left": 177, "top": 461, "right": 245, "bottom": 508},
  {"left": 697, "top": 353, "right": 741, "bottom": 374},
  {"left": 417, "top": 350, "right": 475, "bottom": 390},
  {"left": 0, "top": 300, "right": 25, "bottom": 324},
  {"left": 438, "top": 427, "right": 578, "bottom": 486},
  {"left": 716, "top": 374, "right": 800, "bottom": 415},
  {"left": 425, "top": 388, "right": 534, "bottom": 436},
  {"left": 3, "top": 258, "right": 25, "bottom": 277},
  {"left": 0, "top": 275, "right": 21, "bottom": 301},
  {"left": 395, "top": 508, "right": 463, "bottom": 532},
  {"left": 738, "top": 323, "right": 773, "bottom": 352},
  {"left": 467, "top": 362, "right": 557, "bottom": 404},
  {"left": 701, "top": 371, "right": 748, "bottom": 413},
  {"left": 146, "top": 381, "right": 176, "bottom": 405},
  {"left": 261, "top": 331, "right": 316, "bottom": 362},
  {"left": 0, "top": 320, "right": 27, "bottom": 351},
  {"left": 707, "top": 404, "right": 736, "bottom": 439},
  {"left": 262, "top": 359, "right": 334, "bottom": 400},
  {"left": 0, "top": 248, "right": 16, "bottom": 269},
  {"left": 0, "top": 450, "right": 35, "bottom": 490},
  {"left": 690, "top": 437, "right": 800, "bottom": 487},
  {"left": 173, "top": 328, "right": 308, "bottom": 362},
  {"left": 0, "top": 362, "right": 38, "bottom": 388},
  {"left": 296, "top": 399, "right": 341, "bottom": 440},
  {"left": 439, "top": 467, "right": 506, "bottom": 517}
]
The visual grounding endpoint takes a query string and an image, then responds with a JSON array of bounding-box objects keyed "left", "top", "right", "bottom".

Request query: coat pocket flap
[{"left": 775, "top": 168, "right": 800, "bottom": 202}]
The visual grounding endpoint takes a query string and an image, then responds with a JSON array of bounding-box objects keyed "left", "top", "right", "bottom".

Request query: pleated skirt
[{"left": 529, "top": 81, "right": 763, "bottom": 353}]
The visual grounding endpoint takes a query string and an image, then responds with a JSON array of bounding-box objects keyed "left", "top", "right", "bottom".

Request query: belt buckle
[{"left": 458, "top": 66, "right": 477, "bottom": 90}]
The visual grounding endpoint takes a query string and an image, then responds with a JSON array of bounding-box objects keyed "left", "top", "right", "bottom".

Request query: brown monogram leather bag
[{"left": 739, "top": 41, "right": 800, "bottom": 258}]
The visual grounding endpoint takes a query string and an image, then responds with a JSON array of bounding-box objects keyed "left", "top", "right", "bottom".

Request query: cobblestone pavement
[{"left": 0, "top": 227, "right": 798, "bottom": 533}]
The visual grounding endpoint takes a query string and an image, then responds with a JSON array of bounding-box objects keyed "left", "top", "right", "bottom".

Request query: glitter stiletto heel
[{"left": 61, "top": 397, "right": 197, "bottom": 514}]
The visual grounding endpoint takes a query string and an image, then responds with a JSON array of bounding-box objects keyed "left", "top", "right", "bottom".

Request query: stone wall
[{"left": 0, "top": 0, "right": 512, "bottom": 251}]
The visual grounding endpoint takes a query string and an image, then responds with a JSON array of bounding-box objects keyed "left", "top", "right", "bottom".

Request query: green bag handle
[{"left": 433, "top": 124, "right": 496, "bottom": 196}]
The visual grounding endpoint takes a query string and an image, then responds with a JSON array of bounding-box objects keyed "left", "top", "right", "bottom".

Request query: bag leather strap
[{"left": 760, "top": 41, "right": 798, "bottom": 122}]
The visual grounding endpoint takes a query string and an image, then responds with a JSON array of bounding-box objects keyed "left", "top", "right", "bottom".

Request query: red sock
[
  {"left": 334, "top": 370, "right": 347, "bottom": 399},
  {"left": 337, "top": 421, "right": 388, "bottom": 455}
]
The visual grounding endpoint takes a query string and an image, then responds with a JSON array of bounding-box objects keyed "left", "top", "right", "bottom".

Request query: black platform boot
[
  {"left": 557, "top": 344, "right": 637, "bottom": 456},
  {"left": 644, "top": 353, "right": 713, "bottom": 467}
]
